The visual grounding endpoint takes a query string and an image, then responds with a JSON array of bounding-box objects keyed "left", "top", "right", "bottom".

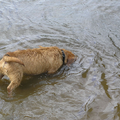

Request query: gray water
[{"left": 0, "top": 0, "right": 120, "bottom": 120}]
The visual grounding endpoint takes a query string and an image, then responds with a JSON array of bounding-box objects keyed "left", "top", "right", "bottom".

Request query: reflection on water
[{"left": 0, "top": 0, "right": 120, "bottom": 119}]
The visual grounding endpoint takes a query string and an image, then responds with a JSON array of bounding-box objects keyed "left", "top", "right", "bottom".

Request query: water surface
[{"left": 0, "top": 0, "right": 120, "bottom": 120}]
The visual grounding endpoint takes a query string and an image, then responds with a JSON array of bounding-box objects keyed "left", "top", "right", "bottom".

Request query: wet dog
[{"left": 0, "top": 46, "right": 76, "bottom": 96}]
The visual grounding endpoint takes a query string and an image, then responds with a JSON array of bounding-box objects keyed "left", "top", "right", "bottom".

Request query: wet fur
[{"left": 0, "top": 46, "right": 76, "bottom": 96}]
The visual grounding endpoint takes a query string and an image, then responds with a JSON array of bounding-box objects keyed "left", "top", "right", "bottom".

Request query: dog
[{"left": 0, "top": 46, "right": 76, "bottom": 96}]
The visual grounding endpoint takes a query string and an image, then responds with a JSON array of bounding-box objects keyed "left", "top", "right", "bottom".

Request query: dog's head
[{"left": 62, "top": 49, "right": 77, "bottom": 66}]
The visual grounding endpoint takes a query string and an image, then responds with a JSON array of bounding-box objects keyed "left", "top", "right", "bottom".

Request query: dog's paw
[{"left": 7, "top": 87, "right": 13, "bottom": 97}]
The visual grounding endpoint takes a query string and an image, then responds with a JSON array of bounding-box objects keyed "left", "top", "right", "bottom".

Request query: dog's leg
[{"left": 7, "top": 71, "right": 23, "bottom": 96}]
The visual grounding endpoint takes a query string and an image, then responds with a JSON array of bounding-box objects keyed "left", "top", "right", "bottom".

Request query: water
[{"left": 0, "top": 0, "right": 120, "bottom": 119}]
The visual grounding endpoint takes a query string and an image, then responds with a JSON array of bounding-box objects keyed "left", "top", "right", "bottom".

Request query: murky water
[{"left": 0, "top": 0, "right": 120, "bottom": 119}]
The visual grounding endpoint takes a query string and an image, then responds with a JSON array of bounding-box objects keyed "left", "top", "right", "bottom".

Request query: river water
[{"left": 0, "top": 0, "right": 120, "bottom": 120}]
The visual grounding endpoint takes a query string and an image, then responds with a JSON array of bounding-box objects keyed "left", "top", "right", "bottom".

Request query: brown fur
[{"left": 0, "top": 46, "right": 76, "bottom": 96}]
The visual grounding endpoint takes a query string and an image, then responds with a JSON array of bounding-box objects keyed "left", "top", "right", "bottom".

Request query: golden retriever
[{"left": 0, "top": 46, "right": 76, "bottom": 96}]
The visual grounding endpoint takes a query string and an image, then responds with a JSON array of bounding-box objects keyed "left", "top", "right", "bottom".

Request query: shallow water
[{"left": 0, "top": 0, "right": 120, "bottom": 119}]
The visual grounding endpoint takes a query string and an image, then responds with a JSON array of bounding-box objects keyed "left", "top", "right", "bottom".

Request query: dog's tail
[{"left": 3, "top": 56, "right": 24, "bottom": 66}]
